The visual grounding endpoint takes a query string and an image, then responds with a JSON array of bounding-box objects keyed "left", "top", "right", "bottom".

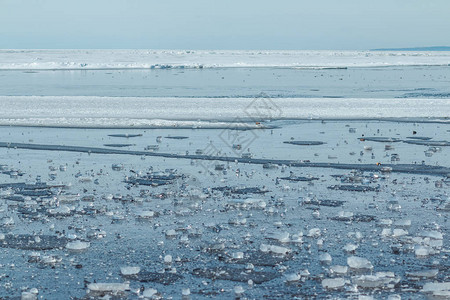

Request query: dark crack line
[{"left": 1, "top": 142, "right": 449, "bottom": 176}]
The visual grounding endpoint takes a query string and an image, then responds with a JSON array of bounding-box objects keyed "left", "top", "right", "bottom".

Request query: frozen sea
[{"left": 0, "top": 50, "right": 449, "bottom": 299}]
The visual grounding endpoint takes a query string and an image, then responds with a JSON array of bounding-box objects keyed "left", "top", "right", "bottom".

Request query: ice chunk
[
  {"left": 266, "top": 231, "right": 290, "bottom": 243},
  {"left": 421, "top": 282, "right": 450, "bottom": 298},
  {"left": 358, "top": 296, "right": 374, "bottom": 300},
  {"left": 343, "top": 243, "right": 358, "bottom": 253},
  {"left": 260, "top": 244, "right": 291, "bottom": 255},
  {"left": 307, "top": 228, "right": 321, "bottom": 238},
  {"left": 347, "top": 256, "right": 373, "bottom": 270},
  {"left": 182, "top": 288, "right": 191, "bottom": 296},
  {"left": 21, "top": 292, "right": 37, "bottom": 300},
  {"left": 48, "top": 205, "right": 72, "bottom": 216},
  {"left": 406, "top": 269, "right": 438, "bottom": 279},
  {"left": 189, "top": 189, "right": 208, "bottom": 200},
  {"left": 165, "top": 229, "right": 177, "bottom": 238},
  {"left": 312, "top": 210, "right": 320, "bottom": 219},
  {"left": 299, "top": 269, "right": 310, "bottom": 277},
  {"left": 136, "top": 210, "right": 155, "bottom": 218},
  {"left": 291, "top": 233, "right": 303, "bottom": 243},
  {"left": 330, "top": 265, "right": 348, "bottom": 275},
  {"left": 65, "top": 240, "right": 90, "bottom": 251},
  {"left": 394, "top": 219, "right": 411, "bottom": 228},
  {"left": 420, "top": 231, "right": 443, "bottom": 240},
  {"left": 164, "top": 255, "right": 173, "bottom": 264},
  {"left": 317, "top": 239, "right": 324, "bottom": 247},
  {"left": 428, "top": 239, "right": 443, "bottom": 248},
  {"left": 120, "top": 266, "right": 141, "bottom": 276},
  {"left": 348, "top": 231, "right": 363, "bottom": 240},
  {"left": 87, "top": 283, "right": 130, "bottom": 293},
  {"left": 234, "top": 285, "right": 245, "bottom": 295},
  {"left": 415, "top": 245, "right": 432, "bottom": 257},
  {"left": 40, "top": 255, "right": 62, "bottom": 264},
  {"left": 381, "top": 228, "right": 392, "bottom": 237},
  {"left": 322, "top": 278, "right": 346, "bottom": 290},
  {"left": 319, "top": 253, "right": 332, "bottom": 264},
  {"left": 334, "top": 211, "right": 354, "bottom": 221},
  {"left": 392, "top": 229, "right": 408, "bottom": 237},
  {"left": 1, "top": 216, "right": 15, "bottom": 226},
  {"left": 353, "top": 272, "right": 398, "bottom": 288},
  {"left": 227, "top": 198, "right": 266, "bottom": 209},
  {"left": 284, "top": 273, "right": 301, "bottom": 282},
  {"left": 143, "top": 288, "right": 158, "bottom": 298},
  {"left": 378, "top": 219, "right": 393, "bottom": 227}
]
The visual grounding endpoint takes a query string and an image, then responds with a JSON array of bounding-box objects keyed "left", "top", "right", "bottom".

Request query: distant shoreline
[{"left": 371, "top": 46, "right": 450, "bottom": 51}]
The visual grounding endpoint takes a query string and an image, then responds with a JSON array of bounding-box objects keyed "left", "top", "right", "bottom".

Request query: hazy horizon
[
  {"left": 1, "top": 47, "right": 449, "bottom": 51},
  {"left": 1, "top": 0, "right": 450, "bottom": 50}
]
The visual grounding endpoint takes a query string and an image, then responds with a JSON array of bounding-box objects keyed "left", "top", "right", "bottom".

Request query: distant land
[{"left": 371, "top": 46, "right": 450, "bottom": 51}]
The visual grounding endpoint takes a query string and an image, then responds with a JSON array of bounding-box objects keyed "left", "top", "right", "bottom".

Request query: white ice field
[
  {"left": 0, "top": 96, "right": 449, "bottom": 128},
  {"left": 1, "top": 49, "right": 449, "bottom": 70}
]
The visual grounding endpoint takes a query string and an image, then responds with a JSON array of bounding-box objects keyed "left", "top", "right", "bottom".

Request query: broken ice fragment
[
  {"left": 284, "top": 273, "right": 301, "bottom": 282},
  {"left": 21, "top": 292, "right": 37, "bottom": 300},
  {"left": 136, "top": 210, "right": 155, "bottom": 219},
  {"left": 120, "top": 266, "right": 141, "bottom": 276},
  {"left": 347, "top": 256, "right": 373, "bottom": 270},
  {"left": 231, "top": 252, "right": 244, "bottom": 259},
  {"left": 420, "top": 231, "right": 443, "bottom": 240},
  {"left": 378, "top": 219, "right": 393, "bottom": 227},
  {"left": 353, "top": 272, "right": 399, "bottom": 289},
  {"left": 406, "top": 269, "right": 438, "bottom": 279},
  {"left": 343, "top": 243, "right": 358, "bottom": 253},
  {"left": 322, "top": 278, "right": 346, "bottom": 290},
  {"left": 392, "top": 228, "right": 408, "bottom": 237},
  {"left": 265, "top": 231, "right": 290, "bottom": 243},
  {"left": 260, "top": 244, "right": 291, "bottom": 255},
  {"left": 319, "top": 253, "right": 332, "bottom": 264},
  {"left": 87, "top": 283, "right": 130, "bottom": 293},
  {"left": 394, "top": 219, "right": 411, "bottom": 228},
  {"left": 415, "top": 245, "right": 432, "bottom": 257},
  {"left": 143, "top": 288, "right": 158, "bottom": 298},
  {"left": 165, "top": 229, "right": 177, "bottom": 238},
  {"left": 330, "top": 265, "right": 348, "bottom": 275},
  {"left": 182, "top": 288, "right": 191, "bottom": 296},
  {"left": 164, "top": 255, "right": 173, "bottom": 264},
  {"left": 421, "top": 282, "right": 450, "bottom": 298},
  {"left": 65, "top": 240, "right": 90, "bottom": 251},
  {"left": 307, "top": 228, "right": 321, "bottom": 238}
]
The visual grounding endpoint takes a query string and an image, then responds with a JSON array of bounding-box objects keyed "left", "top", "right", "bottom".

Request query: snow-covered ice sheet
[
  {"left": 0, "top": 96, "right": 449, "bottom": 128},
  {"left": 0, "top": 49, "right": 449, "bottom": 70}
]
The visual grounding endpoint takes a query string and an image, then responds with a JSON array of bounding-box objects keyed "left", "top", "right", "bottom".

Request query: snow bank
[
  {"left": 0, "top": 49, "right": 449, "bottom": 70},
  {"left": 0, "top": 96, "right": 449, "bottom": 128}
]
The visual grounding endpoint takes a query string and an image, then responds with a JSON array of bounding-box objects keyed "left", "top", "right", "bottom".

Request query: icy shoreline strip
[
  {"left": 1, "top": 49, "right": 449, "bottom": 70},
  {"left": 0, "top": 118, "right": 270, "bottom": 130},
  {"left": 1, "top": 142, "right": 449, "bottom": 176},
  {"left": 1, "top": 96, "right": 450, "bottom": 126}
]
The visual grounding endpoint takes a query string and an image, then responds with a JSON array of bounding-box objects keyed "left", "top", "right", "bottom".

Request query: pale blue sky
[{"left": 1, "top": 0, "right": 449, "bottom": 49}]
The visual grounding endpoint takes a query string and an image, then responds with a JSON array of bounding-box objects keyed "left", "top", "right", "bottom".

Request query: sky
[{"left": 1, "top": 0, "right": 449, "bottom": 50}]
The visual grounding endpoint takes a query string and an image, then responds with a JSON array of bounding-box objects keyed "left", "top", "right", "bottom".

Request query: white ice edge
[
  {"left": 0, "top": 96, "right": 449, "bottom": 128},
  {"left": 0, "top": 50, "right": 449, "bottom": 70}
]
